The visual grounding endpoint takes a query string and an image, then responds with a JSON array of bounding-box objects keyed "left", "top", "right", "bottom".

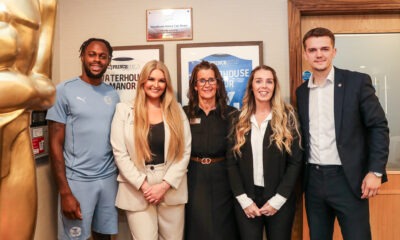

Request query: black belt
[{"left": 308, "top": 163, "right": 342, "bottom": 170}]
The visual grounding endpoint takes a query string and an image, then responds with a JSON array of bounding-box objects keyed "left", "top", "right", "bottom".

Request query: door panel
[{"left": 301, "top": 14, "right": 400, "bottom": 71}]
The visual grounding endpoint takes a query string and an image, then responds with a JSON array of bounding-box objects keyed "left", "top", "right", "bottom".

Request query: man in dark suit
[{"left": 296, "top": 27, "right": 389, "bottom": 240}]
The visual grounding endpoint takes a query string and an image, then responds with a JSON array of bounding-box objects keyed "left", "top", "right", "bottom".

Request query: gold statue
[{"left": 0, "top": 0, "right": 57, "bottom": 239}]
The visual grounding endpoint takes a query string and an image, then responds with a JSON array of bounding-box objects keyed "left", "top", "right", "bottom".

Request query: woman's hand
[
  {"left": 143, "top": 181, "right": 171, "bottom": 205},
  {"left": 260, "top": 202, "right": 278, "bottom": 216},
  {"left": 244, "top": 202, "right": 262, "bottom": 218},
  {"left": 140, "top": 180, "right": 150, "bottom": 193}
]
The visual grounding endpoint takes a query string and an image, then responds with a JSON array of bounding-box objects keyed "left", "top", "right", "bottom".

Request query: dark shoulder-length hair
[{"left": 187, "top": 60, "right": 229, "bottom": 119}]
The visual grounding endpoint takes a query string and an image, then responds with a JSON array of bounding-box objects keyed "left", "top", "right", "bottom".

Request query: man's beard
[{"left": 84, "top": 65, "right": 107, "bottom": 79}]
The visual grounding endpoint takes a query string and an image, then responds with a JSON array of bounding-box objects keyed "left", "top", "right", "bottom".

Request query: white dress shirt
[
  {"left": 308, "top": 67, "right": 341, "bottom": 165},
  {"left": 236, "top": 113, "right": 287, "bottom": 210},
  {"left": 251, "top": 113, "right": 271, "bottom": 187}
]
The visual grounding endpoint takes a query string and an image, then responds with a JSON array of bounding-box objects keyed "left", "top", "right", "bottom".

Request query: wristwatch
[{"left": 371, "top": 172, "right": 383, "bottom": 178}]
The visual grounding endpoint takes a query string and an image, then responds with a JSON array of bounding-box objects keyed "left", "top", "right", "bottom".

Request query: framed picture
[
  {"left": 103, "top": 45, "right": 164, "bottom": 103},
  {"left": 146, "top": 8, "right": 193, "bottom": 41},
  {"left": 177, "top": 41, "right": 263, "bottom": 108}
]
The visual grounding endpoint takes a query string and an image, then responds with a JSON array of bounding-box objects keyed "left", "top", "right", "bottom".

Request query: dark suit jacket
[
  {"left": 227, "top": 123, "right": 303, "bottom": 201},
  {"left": 296, "top": 67, "right": 389, "bottom": 197}
]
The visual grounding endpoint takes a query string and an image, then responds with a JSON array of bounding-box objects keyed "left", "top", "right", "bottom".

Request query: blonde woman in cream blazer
[{"left": 111, "top": 60, "right": 191, "bottom": 240}]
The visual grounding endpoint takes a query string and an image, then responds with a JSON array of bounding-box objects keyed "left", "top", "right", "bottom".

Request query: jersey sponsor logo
[{"left": 104, "top": 96, "right": 113, "bottom": 105}]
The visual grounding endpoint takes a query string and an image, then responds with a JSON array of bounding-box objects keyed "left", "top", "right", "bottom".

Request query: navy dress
[{"left": 184, "top": 105, "right": 239, "bottom": 240}]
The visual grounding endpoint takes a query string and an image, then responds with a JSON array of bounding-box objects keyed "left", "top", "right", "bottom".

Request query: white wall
[
  {"left": 35, "top": 0, "right": 290, "bottom": 239},
  {"left": 55, "top": 0, "right": 290, "bottom": 100}
]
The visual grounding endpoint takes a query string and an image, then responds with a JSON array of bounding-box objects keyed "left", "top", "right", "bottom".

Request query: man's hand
[
  {"left": 60, "top": 193, "right": 82, "bottom": 219},
  {"left": 361, "top": 172, "right": 382, "bottom": 199}
]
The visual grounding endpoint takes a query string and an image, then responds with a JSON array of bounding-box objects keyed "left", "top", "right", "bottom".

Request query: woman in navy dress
[{"left": 184, "top": 60, "right": 239, "bottom": 240}]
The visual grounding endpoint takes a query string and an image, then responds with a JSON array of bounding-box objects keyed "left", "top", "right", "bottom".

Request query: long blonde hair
[
  {"left": 133, "top": 60, "right": 185, "bottom": 165},
  {"left": 233, "top": 65, "right": 301, "bottom": 156}
]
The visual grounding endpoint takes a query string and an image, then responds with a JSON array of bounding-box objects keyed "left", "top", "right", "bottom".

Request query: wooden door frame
[{"left": 288, "top": 0, "right": 400, "bottom": 104}]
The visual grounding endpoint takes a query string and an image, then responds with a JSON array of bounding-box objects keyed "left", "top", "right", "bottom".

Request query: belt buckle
[{"left": 200, "top": 157, "right": 212, "bottom": 165}]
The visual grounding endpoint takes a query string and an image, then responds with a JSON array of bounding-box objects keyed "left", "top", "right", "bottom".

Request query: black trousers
[
  {"left": 234, "top": 186, "right": 295, "bottom": 240},
  {"left": 305, "top": 164, "right": 371, "bottom": 240}
]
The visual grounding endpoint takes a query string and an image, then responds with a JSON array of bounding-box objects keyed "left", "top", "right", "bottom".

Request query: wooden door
[{"left": 288, "top": 1, "right": 400, "bottom": 239}]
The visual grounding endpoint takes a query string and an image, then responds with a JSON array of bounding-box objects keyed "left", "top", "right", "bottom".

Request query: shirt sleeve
[
  {"left": 46, "top": 84, "right": 68, "bottom": 123},
  {"left": 267, "top": 193, "right": 287, "bottom": 210},
  {"left": 236, "top": 193, "right": 254, "bottom": 209}
]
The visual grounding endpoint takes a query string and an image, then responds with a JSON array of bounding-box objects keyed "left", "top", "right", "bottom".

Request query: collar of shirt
[
  {"left": 250, "top": 111, "right": 273, "bottom": 129},
  {"left": 307, "top": 66, "right": 335, "bottom": 89},
  {"left": 193, "top": 104, "right": 221, "bottom": 116}
]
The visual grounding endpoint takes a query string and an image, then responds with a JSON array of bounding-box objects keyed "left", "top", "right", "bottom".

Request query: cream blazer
[{"left": 110, "top": 102, "right": 192, "bottom": 211}]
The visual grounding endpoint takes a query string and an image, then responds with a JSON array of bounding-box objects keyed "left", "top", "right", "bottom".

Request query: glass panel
[{"left": 334, "top": 33, "right": 400, "bottom": 170}]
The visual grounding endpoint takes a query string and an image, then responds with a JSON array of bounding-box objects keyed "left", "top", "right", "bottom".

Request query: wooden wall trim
[
  {"left": 292, "top": 0, "right": 400, "bottom": 14},
  {"left": 379, "top": 190, "right": 400, "bottom": 195},
  {"left": 288, "top": 0, "right": 400, "bottom": 105},
  {"left": 288, "top": 0, "right": 302, "bottom": 107}
]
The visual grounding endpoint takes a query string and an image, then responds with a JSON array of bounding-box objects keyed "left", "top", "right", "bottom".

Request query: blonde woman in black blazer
[{"left": 227, "top": 65, "right": 302, "bottom": 240}]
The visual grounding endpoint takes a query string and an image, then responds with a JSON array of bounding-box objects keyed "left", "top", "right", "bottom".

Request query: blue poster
[{"left": 188, "top": 54, "right": 252, "bottom": 109}]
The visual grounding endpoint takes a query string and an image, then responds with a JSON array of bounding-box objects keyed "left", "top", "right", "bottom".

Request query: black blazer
[
  {"left": 227, "top": 122, "right": 303, "bottom": 201},
  {"left": 296, "top": 67, "right": 389, "bottom": 197}
]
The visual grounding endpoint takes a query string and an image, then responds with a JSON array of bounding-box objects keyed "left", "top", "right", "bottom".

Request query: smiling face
[
  {"left": 251, "top": 69, "right": 275, "bottom": 105},
  {"left": 194, "top": 69, "right": 218, "bottom": 102},
  {"left": 143, "top": 69, "right": 167, "bottom": 102},
  {"left": 81, "top": 41, "right": 110, "bottom": 81},
  {"left": 303, "top": 36, "right": 336, "bottom": 74}
]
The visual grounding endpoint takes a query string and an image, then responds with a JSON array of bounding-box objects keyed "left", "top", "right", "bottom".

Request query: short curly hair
[{"left": 79, "top": 38, "right": 113, "bottom": 58}]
